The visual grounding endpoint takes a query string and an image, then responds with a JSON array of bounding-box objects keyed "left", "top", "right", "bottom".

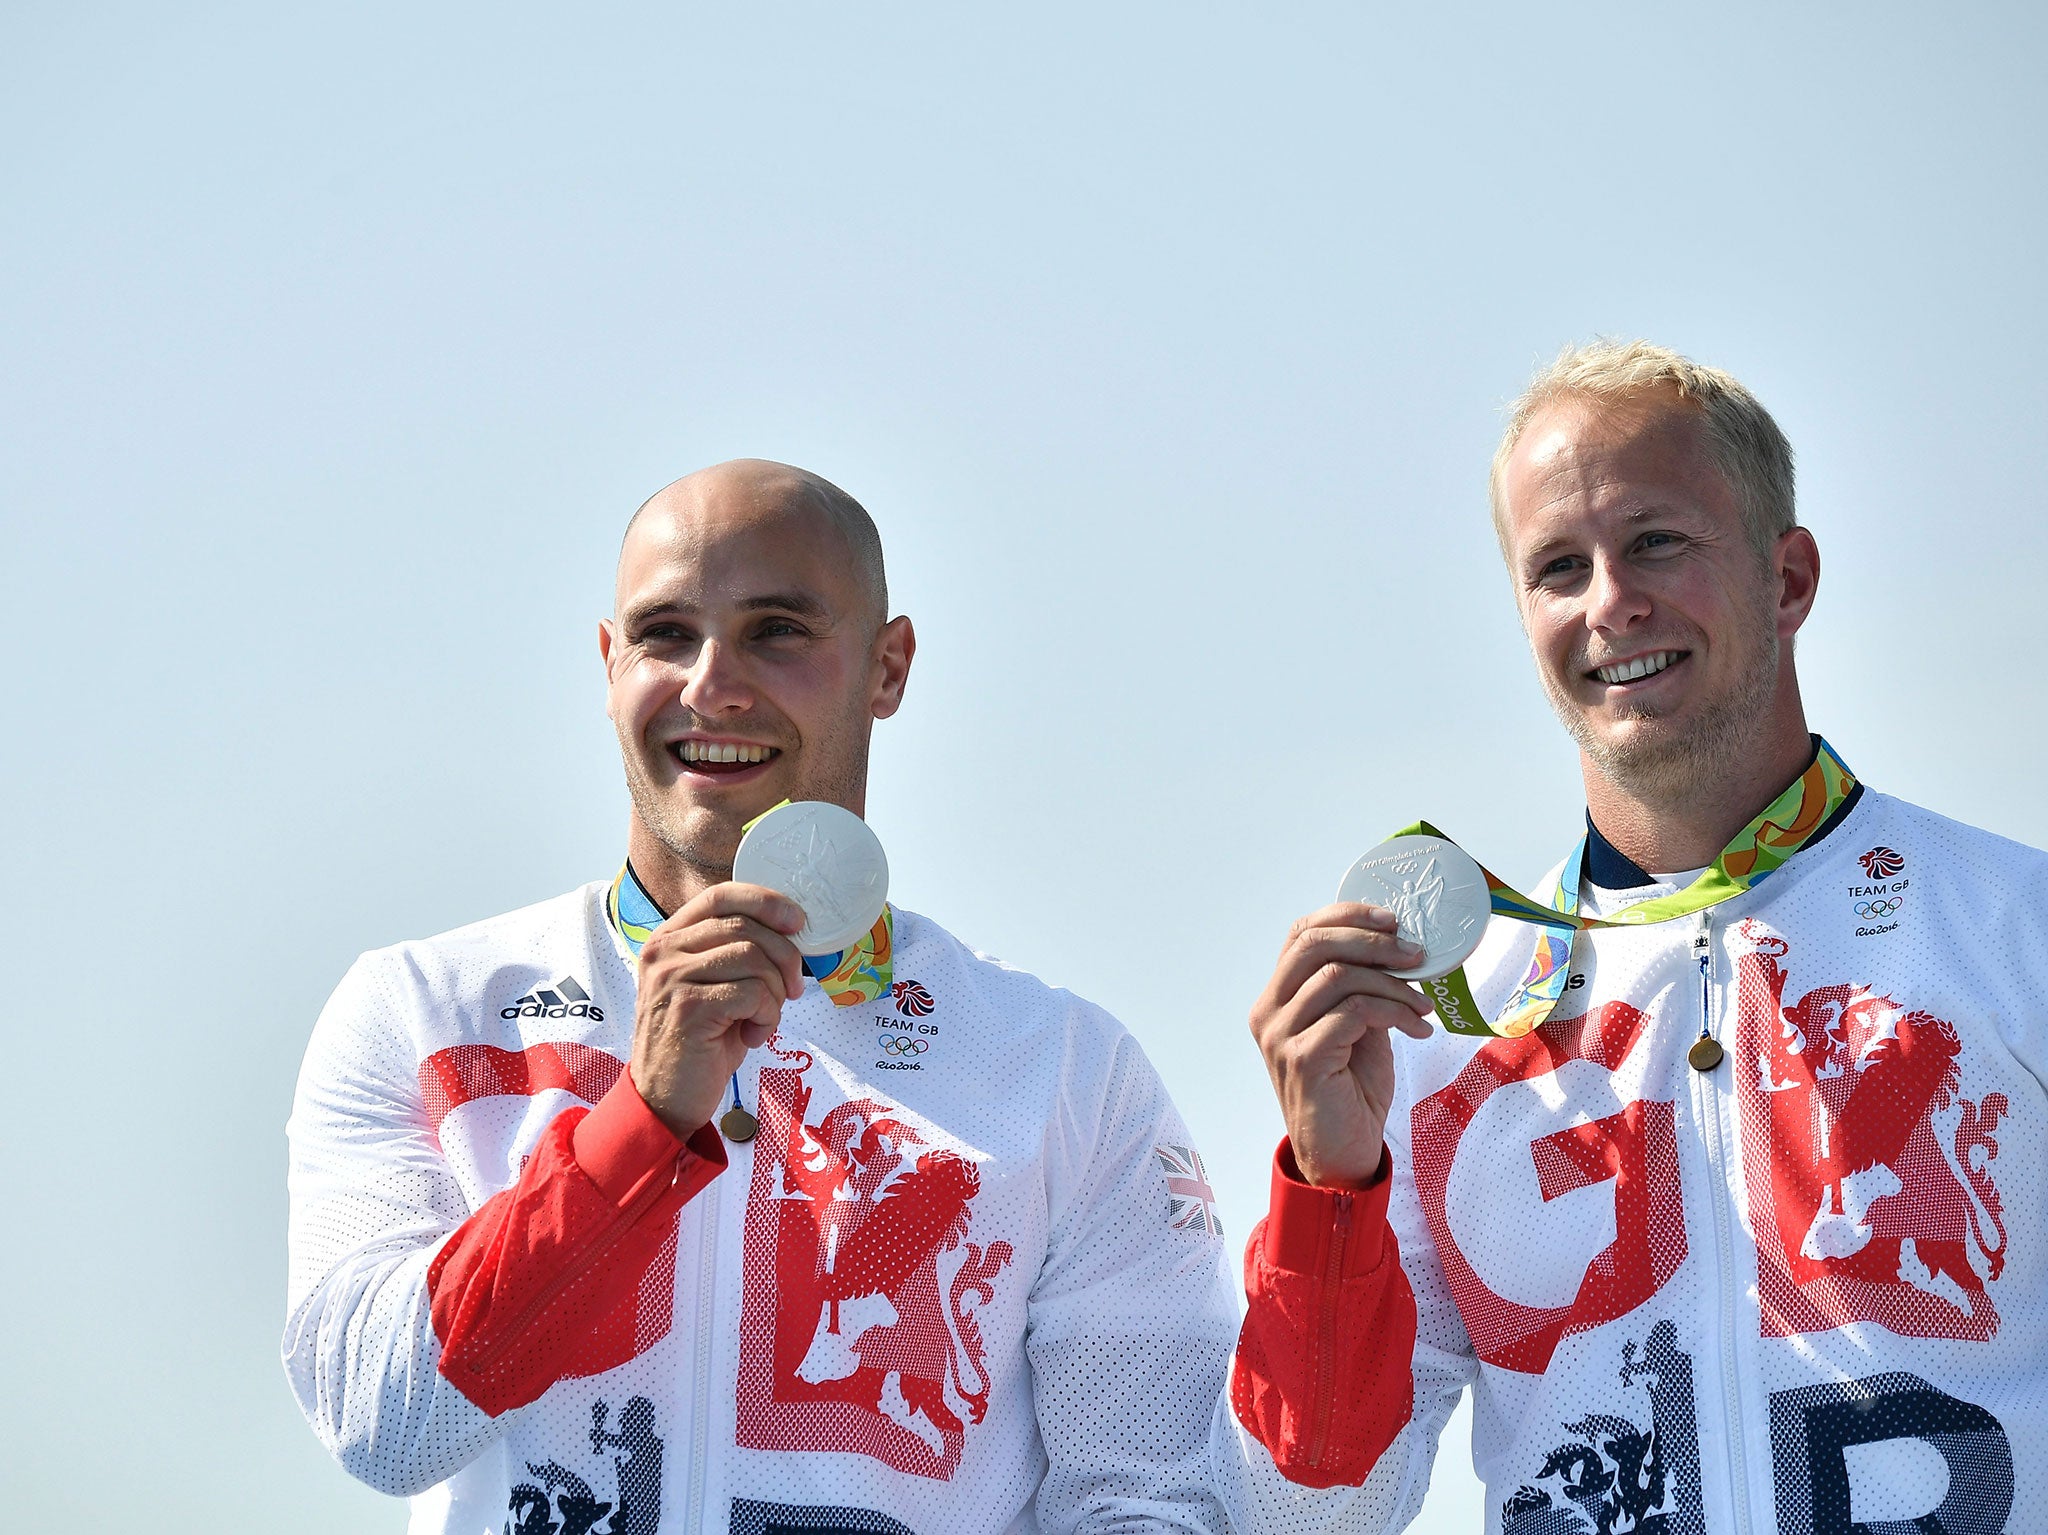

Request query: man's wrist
[
  {"left": 1290, "top": 1140, "right": 1389, "bottom": 1191},
  {"left": 628, "top": 1059, "right": 722, "bottom": 1143},
  {"left": 575, "top": 1071, "right": 709, "bottom": 1206},
  {"left": 1264, "top": 1138, "right": 1394, "bottom": 1278}
]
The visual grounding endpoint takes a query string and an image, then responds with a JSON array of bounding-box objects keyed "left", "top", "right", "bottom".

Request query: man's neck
[
  {"left": 1582, "top": 723, "right": 1816, "bottom": 874},
  {"left": 624, "top": 824, "right": 728, "bottom": 917}
]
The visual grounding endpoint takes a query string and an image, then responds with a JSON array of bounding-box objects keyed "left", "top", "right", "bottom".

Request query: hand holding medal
[
  {"left": 1252, "top": 740, "right": 1858, "bottom": 1187},
  {"left": 1246, "top": 885, "right": 1440, "bottom": 1190},
  {"left": 720, "top": 801, "right": 892, "bottom": 1140},
  {"left": 1335, "top": 835, "right": 1492, "bottom": 982},
  {"left": 1358, "top": 738, "right": 1858, "bottom": 1045},
  {"left": 615, "top": 800, "right": 891, "bottom": 1145},
  {"left": 621, "top": 877, "right": 808, "bottom": 1144}
]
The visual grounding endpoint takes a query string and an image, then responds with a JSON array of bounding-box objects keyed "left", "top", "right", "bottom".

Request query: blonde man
[{"left": 1221, "top": 343, "right": 2047, "bottom": 1534}]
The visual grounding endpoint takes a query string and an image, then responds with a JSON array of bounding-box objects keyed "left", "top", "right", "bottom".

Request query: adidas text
[
  {"left": 502, "top": 977, "right": 603, "bottom": 1022},
  {"left": 502, "top": 1001, "right": 605, "bottom": 1021}
]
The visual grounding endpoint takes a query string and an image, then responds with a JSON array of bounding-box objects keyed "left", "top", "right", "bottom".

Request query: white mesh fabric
[
  {"left": 284, "top": 887, "right": 633, "bottom": 1498},
  {"left": 286, "top": 891, "right": 1278, "bottom": 1532},
  {"left": 1024, "top": 1033, "right": 1238, "bottom": 1531},
  {"left": 283, "top": 947, "right": 506, "bottom": 1493},
  {"left": 1342, "top": 791, "right": 2048, "bottom": 1535}
]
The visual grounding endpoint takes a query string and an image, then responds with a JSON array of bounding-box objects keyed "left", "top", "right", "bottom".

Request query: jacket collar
[{"left": 1583, "top": 735, "right": 1866, "bottom": 893}]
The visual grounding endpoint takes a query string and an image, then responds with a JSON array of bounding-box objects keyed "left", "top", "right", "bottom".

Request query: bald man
[{"left": 283, "top": 462, "right": 1264, "bottom": 1533}]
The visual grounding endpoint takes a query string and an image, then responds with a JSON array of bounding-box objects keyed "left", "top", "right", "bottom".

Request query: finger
[
  {"left": 1267, "top": 998, "right": 1431, "bottom": 1089},
  {"left": 1290, "top": 957, "right": 1435, "bottom": 1019},
  {"left": 1346, "top": 990, "right": 1435, "bottom": 1042},
  {"left": 1265, "top": 925, "right": 1428, "bottom": 1007},
  {"left": 1283, "top": 900, "right": 1403, "bottom": 944},
  {"left": 673, "top": 881, "right": 808, "bottom": 938},
  {"left": 668, "top": 912, "right": 807, "bottom": 998},
  {"left": 656, "top": 974, "right": 776, "bottom": 1032},
  {"left": 702, "top": 990, "right": 786, "bottom": 1055},
  {"left": 1286, "top": 966, "right": 1433, "bottom": 1039},
  {"left": 1285, "top": 1000, "right": 1407, "bottom": 1072},
  {"left": 646, "top": 942, "right": 791, "bottom": 1009},
  {"left": 1264, "top": 964, "right": 1434, "bottom": 1043}
]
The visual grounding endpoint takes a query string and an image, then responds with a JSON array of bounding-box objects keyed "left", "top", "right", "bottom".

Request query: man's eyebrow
[
  {"left": 620, "top": 597, "right": 692, "bottom": 627},
  {"left": 1520, "top": 502, "right": 1688, "bottom": 568},
  {"left": 737, "top": 591, "right": 831, "bottom": 619},
  {"left": 621, "top": 591, "right": 833, "bottom": 626}
]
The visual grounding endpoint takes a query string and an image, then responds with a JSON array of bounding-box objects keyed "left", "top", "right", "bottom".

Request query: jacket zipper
[
  {"left": 1693, "top": 913, "right": 1755, "bottom": 1535},
  {"left": 682, "top": 1174, "right": 721, "bottom": 1532},
  {"left": 1305, "top": 1191, "right": 1354, "bottom": 1470}
]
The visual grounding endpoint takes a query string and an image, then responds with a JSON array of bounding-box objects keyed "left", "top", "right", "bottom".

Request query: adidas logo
[{"left": 500, "top": 975, "right": 606, "bottom": 1022}]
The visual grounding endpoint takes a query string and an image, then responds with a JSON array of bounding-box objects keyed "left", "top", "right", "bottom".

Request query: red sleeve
[
  {"left": 1230, "top": 1138, "right": 1418, "bottom": 1488},
  {"left": 427, "top": 1072, "right": 726, "bottom": 1417}
]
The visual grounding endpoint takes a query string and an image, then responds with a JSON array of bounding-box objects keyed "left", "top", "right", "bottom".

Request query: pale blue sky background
[{"left": 4, "top": 4, "right": 2045, "bottom": 1529}]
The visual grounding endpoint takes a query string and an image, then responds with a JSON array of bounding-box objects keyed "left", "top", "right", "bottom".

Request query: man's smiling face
[
  {"left": 1498, "top": 388, "right": 1797, "bottom": 803},
  {"left": 600, "top": 463, "right": 912, "bottom": 896}
]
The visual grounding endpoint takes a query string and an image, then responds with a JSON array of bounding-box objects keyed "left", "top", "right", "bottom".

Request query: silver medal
[
  {"left": 732, "top": 800, "right": 890, "bottom": 957},
  {"left": 1336, "top": 834, "right": 1492, "bottom": 982}
]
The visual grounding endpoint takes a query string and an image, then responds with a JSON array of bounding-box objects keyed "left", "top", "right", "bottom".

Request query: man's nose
[
  {"left": 679, "top": 637, "right": 753, "bottom": 713},
  {"left": 1584, "top": 551, "right": 1651, "bottom": 631}
]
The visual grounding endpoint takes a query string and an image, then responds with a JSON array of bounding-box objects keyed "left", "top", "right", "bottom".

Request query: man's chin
[
  {"left": 628, "top": 797, "right": 752, "bottom": 881},
  {"left": 1581, "top": 713, "right": 1745, "bottom": 799},
  {"left": 647, "top": 764, "right": 795, "bottom": 820}
]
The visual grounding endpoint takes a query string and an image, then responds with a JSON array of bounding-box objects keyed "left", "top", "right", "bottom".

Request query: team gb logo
[{"left": 891, "top": 980, "right": 936, "bottom": 1017}]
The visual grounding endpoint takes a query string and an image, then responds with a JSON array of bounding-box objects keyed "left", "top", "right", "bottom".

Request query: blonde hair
[{"left": 1489, "top": 340, "right": 1796, "bottom": 559}]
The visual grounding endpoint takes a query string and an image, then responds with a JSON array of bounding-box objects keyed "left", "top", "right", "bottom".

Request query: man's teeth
[
  {"left": 679, "top": 742, "right": 775, "bottom": 764},
  {"left": 1593, "top": 650, "right": 1682, "bottom": 685}
]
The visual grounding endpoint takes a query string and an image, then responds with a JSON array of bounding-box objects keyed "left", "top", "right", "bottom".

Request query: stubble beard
[
  {"left": 617, "top": 735, "right": 737, "bottom": 889},
  {"left": 1546, "top": 603, "right": 1783, "bottom": 812},
  {"left": 614, "top": 715, "right": 874, "bottom": 895}
]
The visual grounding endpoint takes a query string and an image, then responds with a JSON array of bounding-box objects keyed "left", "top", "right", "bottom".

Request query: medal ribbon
[
  {"left": 1404, "top": 738, "right": 1857, "bottom": 1039},
  {"left": 605, "top": 860, "right": 894, "bottom": 1007}
]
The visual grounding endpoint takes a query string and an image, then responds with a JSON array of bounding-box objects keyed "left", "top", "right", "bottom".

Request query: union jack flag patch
[{"left": 1156, "top": 1144, "right": 1223, "bottom": 1237}]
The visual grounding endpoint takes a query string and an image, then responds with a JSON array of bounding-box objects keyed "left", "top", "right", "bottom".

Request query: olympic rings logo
[
  {"left": 1855, "top": 898, "right": 1903, "bottom": 918},
  {"left": 879, "top": 1034, "right": 929, "bottom": 1056}
]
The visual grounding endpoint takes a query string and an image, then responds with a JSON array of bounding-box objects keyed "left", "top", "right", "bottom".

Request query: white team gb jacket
[
  {"left": 1346, "top": 787, "right": 2048, "bottom": 1535},
  {"left": 284, "top": 891, "right": 1253, "bottom": 1535}
]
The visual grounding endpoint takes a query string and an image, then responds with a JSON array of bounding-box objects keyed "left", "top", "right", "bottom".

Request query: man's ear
[
  {"left": 598, "top": 619, "right": 619, "bottom": 719},
  {"left": 870, "top": 615, "right": 916, "bottom": 720},
  {"left": 1775, "top": 527, "right": 1821, "bottom": 639}
]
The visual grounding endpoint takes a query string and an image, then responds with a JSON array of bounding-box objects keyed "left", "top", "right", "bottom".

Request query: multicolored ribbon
[
  {"left": 606, "top": 861, "right": 665, "bottom": 955},
  {"left": 605, "top": 860, "right": 894, "bottom": 1007},
  {"left": 1407, "top": 738, "right": 1858, "bottom": 1039},
  {"left": 800, "top": 911, "right": 894, "bottom": 1007}
]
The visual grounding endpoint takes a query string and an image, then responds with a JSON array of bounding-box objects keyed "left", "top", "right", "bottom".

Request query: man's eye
[
  {"left": 756, "top": 619, "right": 806, "bottom": 639},
  {"left": 1638, "top": 531, "right": 1682, "bottom": 552},
  {"left": 1536, "top": 556, "right": 1581, "bottom": 581},
  {"left": 632, "top": 624, "right": 699, "bottom": 649}
]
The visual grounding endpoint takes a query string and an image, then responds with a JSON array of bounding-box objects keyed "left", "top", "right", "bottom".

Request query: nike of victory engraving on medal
[
  {"left": 1336, "top": 833, "right": 1492, "bottom": 982},
  {"left": 732, "top": 800, "right": 890, "bottom": 957}
]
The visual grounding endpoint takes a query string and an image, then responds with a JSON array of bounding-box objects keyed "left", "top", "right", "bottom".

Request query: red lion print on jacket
[
  {"left": 735, "top": 1046, "right": 1014, "bottom": 1480},
  {"left": 1732, "top": 926, "right": 2008, "bottom": 1341}
]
